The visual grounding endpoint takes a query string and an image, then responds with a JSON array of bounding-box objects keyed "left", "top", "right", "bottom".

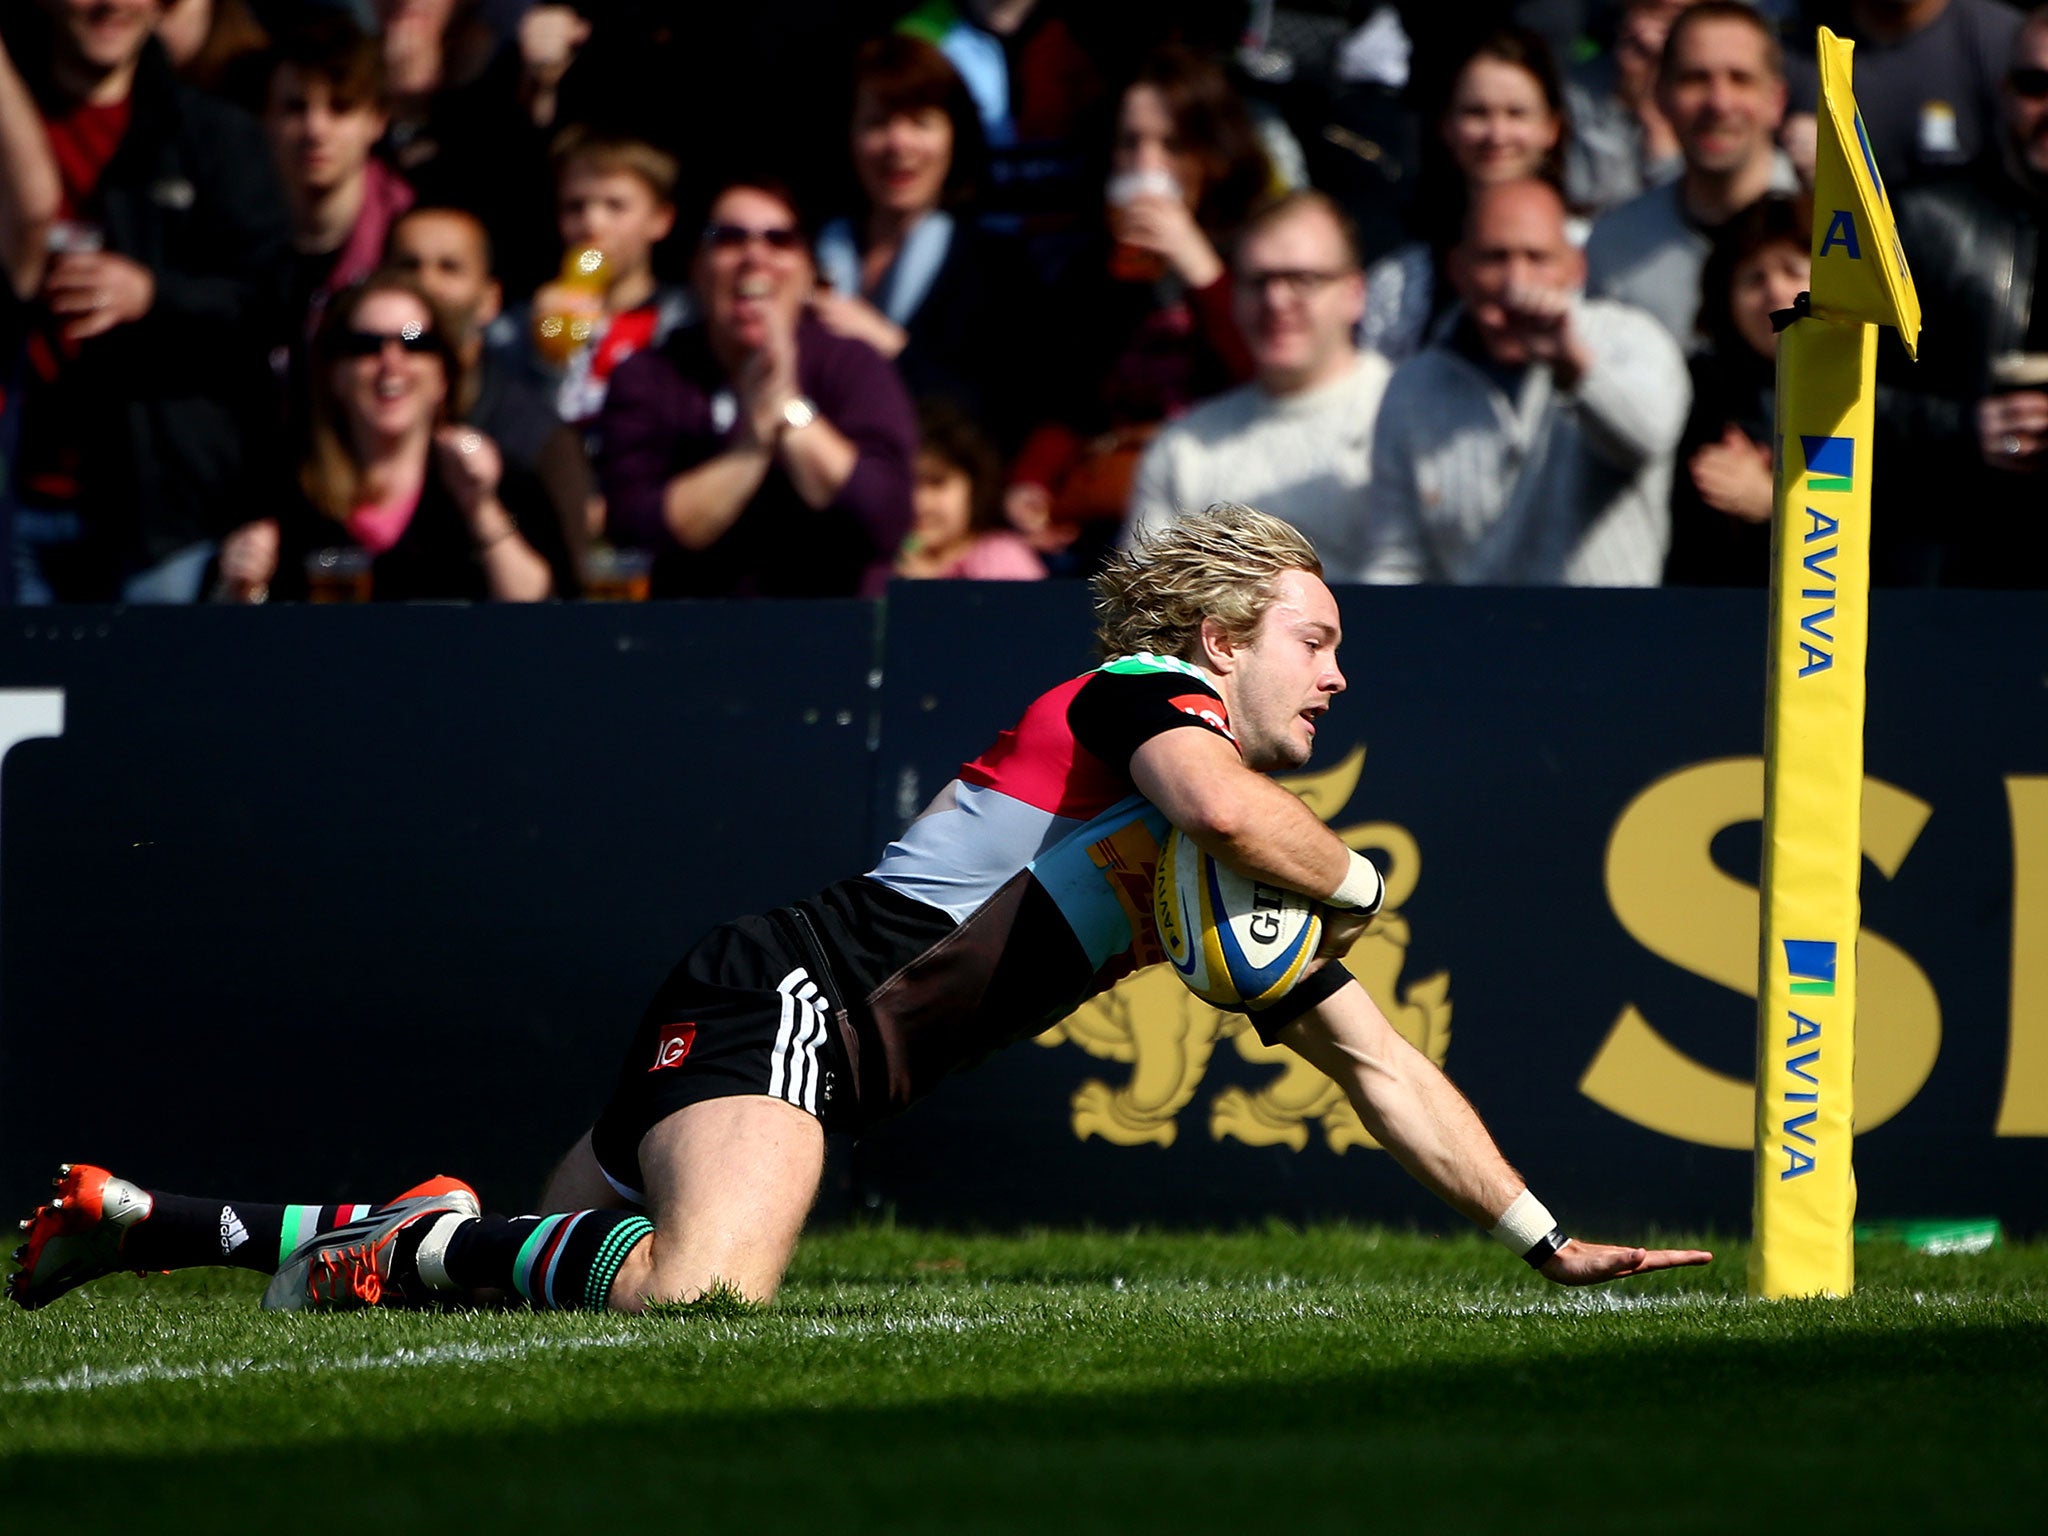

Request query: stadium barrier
[{"left": 2, "top": 583, "right": 2042, "bottom": 1234}]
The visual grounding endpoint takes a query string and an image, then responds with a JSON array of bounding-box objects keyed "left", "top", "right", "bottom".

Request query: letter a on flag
[{"left": 1807, "top": 28, "right": 1921, "bottom": 354}]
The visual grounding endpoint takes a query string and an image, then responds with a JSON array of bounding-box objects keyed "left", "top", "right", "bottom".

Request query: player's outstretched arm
[{"left": 1278, "top": 980, "right": 1712, "bottom": 1286}]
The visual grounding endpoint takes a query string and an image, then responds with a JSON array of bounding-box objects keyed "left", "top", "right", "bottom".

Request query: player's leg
[
  {"left": 538, "top": 1128, "right": 633, "bottom": 1213},
  {"left": 603, "top": 1094, "right": 825, "bottom": 1310},
  {"left": 9, "top": 1163, "right": 477, "bottom": 1310}
]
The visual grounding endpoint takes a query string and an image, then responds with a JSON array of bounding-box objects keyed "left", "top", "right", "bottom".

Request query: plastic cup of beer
[
  {"left": 580, "top": 545, "right": 652, "bottom": 602},
  {"left": 1105, "top": 168, "right": 1181, "bottom": 284},
  {"left": 1990, "top": 353, "right": 2048, "bottom": 391},
  {"left": 305, "top": 547, "right": 373, "bottom": 604}
]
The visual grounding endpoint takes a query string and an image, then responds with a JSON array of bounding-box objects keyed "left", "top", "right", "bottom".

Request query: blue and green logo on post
[
  {"left": 1802, "top": 436, "right": 1854, "bottom": 493},
  {"left": 1785, "top": 939, "right": 1837, "bottom": 996}
]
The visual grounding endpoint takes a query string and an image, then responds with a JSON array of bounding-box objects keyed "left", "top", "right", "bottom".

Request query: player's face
[{"left": 1228, "top": 568, "right": 1346, "bottom": 772}]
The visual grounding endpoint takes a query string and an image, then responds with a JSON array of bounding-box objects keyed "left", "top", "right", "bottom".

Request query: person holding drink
[
  {"left": 1883, "top": 7, "right": 2048, "bottom": 587},
  {"left": 1003, "top": 42, "right": 1269, "bottom": 572},
  {"left": 0, "top": 0, "right": 289, "bottom": 604},
  {"left": 220, "top": 271, "right": 566, "bottom": 604}
]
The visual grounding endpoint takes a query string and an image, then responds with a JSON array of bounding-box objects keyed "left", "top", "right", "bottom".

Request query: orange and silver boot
[
  {"left": 262, "top": 1175, "right": 479, "bottom": 1312},
  {"left": 8, "top": 1164, "right": 155, "bottom": 1310}
]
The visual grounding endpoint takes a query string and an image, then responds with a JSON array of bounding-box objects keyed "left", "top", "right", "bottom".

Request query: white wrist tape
[
  {"left": 1329, "top": 851, "right": 1384, "bottom": 915},
  {"left": 1489, "top": 1189, "right": 1567, "bottom": 1265}
]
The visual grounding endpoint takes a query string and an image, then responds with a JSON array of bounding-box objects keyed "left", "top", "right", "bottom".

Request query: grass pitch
[{"left": 4, "top": 1224, "right": 2043, "bottom": 1533}]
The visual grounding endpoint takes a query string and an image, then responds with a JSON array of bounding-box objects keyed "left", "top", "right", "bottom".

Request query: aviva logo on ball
[{"left": 1154, "top": 827, "right": 1320, "bottom": 1010}]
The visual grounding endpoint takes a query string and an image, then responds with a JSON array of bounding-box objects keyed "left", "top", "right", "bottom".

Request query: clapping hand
[
  {"left": 1690, "top": 425, "right": 1775, "bottom": 522},
  {"left": 433, "top": 426, "right": 503, "bottom": 515},
  {"left": 735, "top": 305, "right": 800, "bottom": 446}
]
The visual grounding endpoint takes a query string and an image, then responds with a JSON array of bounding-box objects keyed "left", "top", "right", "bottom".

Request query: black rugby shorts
[{"left": 589, "top": 911, "right": 855, "bottom": 1202}]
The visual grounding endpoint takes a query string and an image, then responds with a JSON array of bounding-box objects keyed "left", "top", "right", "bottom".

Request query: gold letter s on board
[{"left": 1579, "top": 758, "right": 1940, "bottom": 1147}]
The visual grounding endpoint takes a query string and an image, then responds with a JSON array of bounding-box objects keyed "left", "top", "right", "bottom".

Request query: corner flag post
[{"left": 1752, "top": 28, "right": 1921, "bottom": 1300}]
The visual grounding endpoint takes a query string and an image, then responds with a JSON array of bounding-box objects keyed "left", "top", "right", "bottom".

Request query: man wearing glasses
[
  {"left": 596, "top": 177, "right": 916, "bottom": 599},
  {"left": 1123, "top": 192, "right": 1392, "bottom": 582},
  {"left": 1877, "top": 7, "right": 2048, "bottom": 588}
]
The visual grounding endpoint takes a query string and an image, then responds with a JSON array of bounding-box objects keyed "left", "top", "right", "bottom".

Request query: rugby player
[{"left": 10, "top": 506, "right": 1710, "bottom": 1314}]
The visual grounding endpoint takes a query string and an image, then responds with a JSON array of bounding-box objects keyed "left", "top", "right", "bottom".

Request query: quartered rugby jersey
[{"left": 789, "top": 653, "right": 1235, "bottom": 1125}]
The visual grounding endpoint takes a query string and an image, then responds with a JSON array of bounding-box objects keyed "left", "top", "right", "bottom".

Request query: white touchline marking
[
  {"left": 1, "top": 1311, "right": 1001, "bottom": 1396},
  {"left": 1450, "top": 1290, "right": 1980, "bottom": 1318}
]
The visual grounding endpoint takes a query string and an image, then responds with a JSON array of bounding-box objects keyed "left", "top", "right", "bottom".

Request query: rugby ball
[{"left": 1153, "top": 827, "right": 1322, "bottom": 1009}]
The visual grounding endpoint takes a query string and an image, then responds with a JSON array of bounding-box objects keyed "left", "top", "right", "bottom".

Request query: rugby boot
[
  {"left": 8, "top": 1164, "right": 154, "bottom": 1311},
  {"left": 262, "top": 1175, "right": 479, "bottom": 1312}
]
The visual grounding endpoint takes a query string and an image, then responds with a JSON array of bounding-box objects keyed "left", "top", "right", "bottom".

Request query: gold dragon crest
[{"left": 1034, "top": 746, "right": 1451, "bottom": 1153}]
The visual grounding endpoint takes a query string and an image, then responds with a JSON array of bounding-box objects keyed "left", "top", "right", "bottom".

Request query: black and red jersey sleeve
[{"left": 1065, "top": 665, "right": 1236, "bottom": 780}]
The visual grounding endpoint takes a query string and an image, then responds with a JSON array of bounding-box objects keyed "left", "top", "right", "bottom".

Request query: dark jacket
[
  {"left": 598, "top": 313, "right": 916, "bottom": 599},
  {"left": 1878, "top": 160, "right": 2048, "bottom": 586},
  {"left": 1, "top": 30, "right": 292, "bottom": 583},
  {"left": 888, "top": 221, "right": 1039, "bottom": 451},
  {"left": 272, "top": 460, "right": 571, "bottom": 605},
  {"left": 1666, "top": 348, "right": 1774, "bottom": 588}
]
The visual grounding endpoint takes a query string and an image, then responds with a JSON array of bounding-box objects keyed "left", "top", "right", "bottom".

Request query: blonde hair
[{"left": 1093, "top": 505, "right": 1322, "bottom": 661}]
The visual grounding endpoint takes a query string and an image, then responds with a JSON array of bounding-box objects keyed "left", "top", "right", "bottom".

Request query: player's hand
[
  {"left": 1537, "top": 1238, "right": 1713, "bottom": 1286},
  {"left": 1315, "top": 906, "right": 1375, "bottom": 961}
]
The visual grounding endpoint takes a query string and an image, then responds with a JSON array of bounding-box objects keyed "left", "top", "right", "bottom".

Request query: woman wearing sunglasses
[
  {"left": 595, "top": 177, "right": 916, "bottom": 599},
  {"left": 225, "top": 271, "right": 567, "bottom": 601}
]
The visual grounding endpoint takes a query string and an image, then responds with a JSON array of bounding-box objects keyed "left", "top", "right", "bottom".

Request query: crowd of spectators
[{"left": 2, "top": 0, "right": 2045, "bottom": 604}]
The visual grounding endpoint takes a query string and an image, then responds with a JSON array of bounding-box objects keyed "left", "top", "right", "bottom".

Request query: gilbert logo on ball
[{"left": 1153, "top": 827, "right": 1321, "bottom": 1010}]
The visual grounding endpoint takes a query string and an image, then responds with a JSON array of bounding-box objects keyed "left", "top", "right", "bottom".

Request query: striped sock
[
  {"left": 440, "top": 1211, "right": 653, "bottom": 1311},
  {"left": 120, "top": 1196, "right": 377, "bottom": 1274}
]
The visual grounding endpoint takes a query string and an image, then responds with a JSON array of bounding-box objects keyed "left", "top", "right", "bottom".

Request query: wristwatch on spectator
[{"left": 781, "top": 396, "right": 818, "bottom": 432}]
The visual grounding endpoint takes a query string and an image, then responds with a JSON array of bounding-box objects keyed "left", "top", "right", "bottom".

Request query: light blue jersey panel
[{"left": 1026, "top": 793, "right": 1171, "bottom": 971}]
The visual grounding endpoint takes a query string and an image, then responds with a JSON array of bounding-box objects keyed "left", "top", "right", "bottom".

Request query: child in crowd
[
  {"left": 897, "top": 402, "right": 1045, "bottom": 581},
  {"left": 521, "top": 126, "right": 692, "bottom": 433}
]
